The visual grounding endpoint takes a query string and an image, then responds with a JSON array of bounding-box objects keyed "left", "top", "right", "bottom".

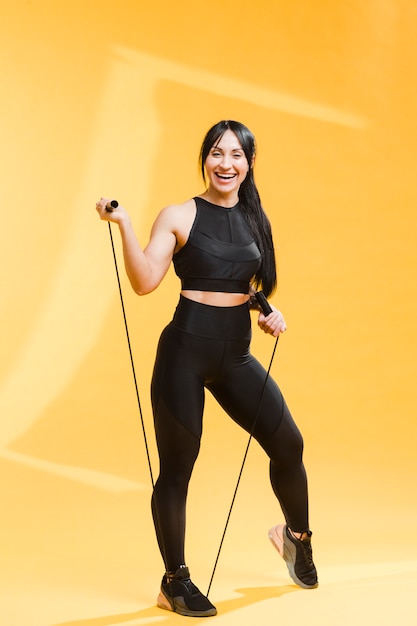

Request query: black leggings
[{"left": 151, "top": 295, "right": 309, "bottom": 572}]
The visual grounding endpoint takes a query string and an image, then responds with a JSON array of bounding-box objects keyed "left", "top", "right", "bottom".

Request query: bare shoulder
[
  {"left": 155, "top": 198, "right": 197, "bottom": 251},
  {"left": 159, "top": 198, "right": 196, "bottom": 222}
]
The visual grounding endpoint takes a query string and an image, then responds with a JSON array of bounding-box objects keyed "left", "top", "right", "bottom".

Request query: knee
[
  {"left": 157, "top": 454, "right": 198, "bottom": 489},
  {"left": 269, "top": 426, "right": 304, "bottom": 469},
  {"left": 288, "top": 429, "right": 304, "bottom": 461}
]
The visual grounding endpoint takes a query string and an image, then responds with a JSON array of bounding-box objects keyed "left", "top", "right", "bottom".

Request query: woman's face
[{"left": 204, "top": 129, "right": 251, "bottom": 197}]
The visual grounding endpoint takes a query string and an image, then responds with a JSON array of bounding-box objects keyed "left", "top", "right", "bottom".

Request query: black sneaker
[
  {"left": 157, "top": 566, "right": 217, "bottom": 617},
  {"left": 269, "top": 524, "right": 318, "bottom": 589}
]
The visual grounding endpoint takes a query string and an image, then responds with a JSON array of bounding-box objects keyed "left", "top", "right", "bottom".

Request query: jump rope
[{"left": 105, "top": 200, "right": 279, "bottom": 598}]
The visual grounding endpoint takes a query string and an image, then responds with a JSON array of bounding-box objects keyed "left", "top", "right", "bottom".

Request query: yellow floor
[
  {"left": 2, "top": 406, "right": 416, "bottom": 626},
  {"left": 2, "top": 473, "right": 416, "bottom": 626}
]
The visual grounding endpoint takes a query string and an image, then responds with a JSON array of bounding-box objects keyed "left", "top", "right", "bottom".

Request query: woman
[{"left": 96, "top": 120, "right": 318, "bottom": 617}]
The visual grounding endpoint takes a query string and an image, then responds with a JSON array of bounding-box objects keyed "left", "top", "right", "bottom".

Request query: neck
[{"left": 200, "top": 189, "right": 239, "bottom": 208}]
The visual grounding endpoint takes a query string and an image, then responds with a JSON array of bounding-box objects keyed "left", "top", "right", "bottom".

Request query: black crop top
[{"left": 173, "top": 197, "right": 261, "bottom": 293}]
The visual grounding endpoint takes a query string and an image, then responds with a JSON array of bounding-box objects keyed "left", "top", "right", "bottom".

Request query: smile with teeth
[{"left": 216, "top": 173, "right": 236, "bottom": 180}]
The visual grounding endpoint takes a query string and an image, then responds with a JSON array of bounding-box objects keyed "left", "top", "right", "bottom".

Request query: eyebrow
[{"left": 211, "top": 146, "right": 244, "bottom": 153}]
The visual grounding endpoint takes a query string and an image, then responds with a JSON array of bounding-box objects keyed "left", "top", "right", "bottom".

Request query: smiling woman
[
  {"left": 202, "top": 128, "right": 251, "bottom": 200},
  {"left": 95, "top": 119, "right": 317, "bottom": 617},
  {"left": 197, "top": 120, "right": 277, "bottom": 303},
  {"left": 3, "top": 2, "right": 417, "bottom": 624}
]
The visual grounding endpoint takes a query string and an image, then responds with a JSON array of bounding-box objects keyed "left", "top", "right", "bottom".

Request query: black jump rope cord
[
  {"left": 107, "top": 221, "right": 155, "bottom": 488},
  {"left": 106, "top": 205, "right": 279, "bottom": 598},
  {"left": 206, "top": 331, "right": 279, "bottom": 596}
]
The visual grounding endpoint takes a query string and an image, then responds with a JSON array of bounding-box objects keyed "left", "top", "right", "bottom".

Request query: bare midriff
[{"left": 181, "top": 290, "right": 250, "bottom": 307}]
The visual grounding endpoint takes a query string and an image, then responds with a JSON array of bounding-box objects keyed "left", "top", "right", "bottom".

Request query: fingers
[
  {"left": 95, "top": 197, "right": 122, "bottom": 222},
  {"left": 95, "top": 197, "right": 111, "bottom": 214},
  {"left": 258, "top": 309, "right": 287, "bottom": 337}
]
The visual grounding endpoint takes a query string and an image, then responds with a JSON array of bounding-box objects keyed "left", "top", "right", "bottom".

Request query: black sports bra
[{"left": 173, "top": 197, "right": 261, "bottom": 293}]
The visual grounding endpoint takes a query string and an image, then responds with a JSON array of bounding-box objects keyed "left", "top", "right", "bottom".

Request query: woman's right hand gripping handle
[{"left": 95, "top": 197, "right": 127, "bottom": 224}]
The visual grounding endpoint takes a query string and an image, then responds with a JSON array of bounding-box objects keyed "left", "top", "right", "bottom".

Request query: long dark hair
[{"left": 199, "top": 120, "right": 277, "bottom": 297}]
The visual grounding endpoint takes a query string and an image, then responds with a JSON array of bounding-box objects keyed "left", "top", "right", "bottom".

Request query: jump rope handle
[
  {"left": 255, "top": 291, "right": 273, "bottom": 316},
  {"left": 105, "top": 200, "right": 119, "bottom": 212}
]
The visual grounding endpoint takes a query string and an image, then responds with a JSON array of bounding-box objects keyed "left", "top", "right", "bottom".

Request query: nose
[{"left": 219, "top": 153, "right": 233, "bottom": 169}]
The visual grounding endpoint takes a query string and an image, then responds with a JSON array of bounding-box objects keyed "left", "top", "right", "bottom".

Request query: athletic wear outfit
[{"left": 151, "top": 197, "right": 317, "bottom": 615}]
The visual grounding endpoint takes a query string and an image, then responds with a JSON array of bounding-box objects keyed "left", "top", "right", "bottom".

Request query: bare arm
[{"left": 96, "top": 198, "right": 178, "bottom": 295}]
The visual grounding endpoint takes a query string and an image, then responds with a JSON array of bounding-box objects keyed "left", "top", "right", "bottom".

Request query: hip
[{"left": 171, "top": 294, "right": 252, "bottom": 341}]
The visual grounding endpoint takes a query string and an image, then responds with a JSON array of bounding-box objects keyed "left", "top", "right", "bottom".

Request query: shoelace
[
  {"left": 182, "top": 577, "right": 200, "bottom": 594},
  {"left": 300, "top": 538, "right": 314, "bottom": 566},
  {"left": 166, "top": 573, "right": 200, "bottom": 595}
]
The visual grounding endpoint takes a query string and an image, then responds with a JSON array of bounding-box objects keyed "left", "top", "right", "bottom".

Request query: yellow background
[{"left": 1, "top": 1, "right": 416, "bottom": 625}]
